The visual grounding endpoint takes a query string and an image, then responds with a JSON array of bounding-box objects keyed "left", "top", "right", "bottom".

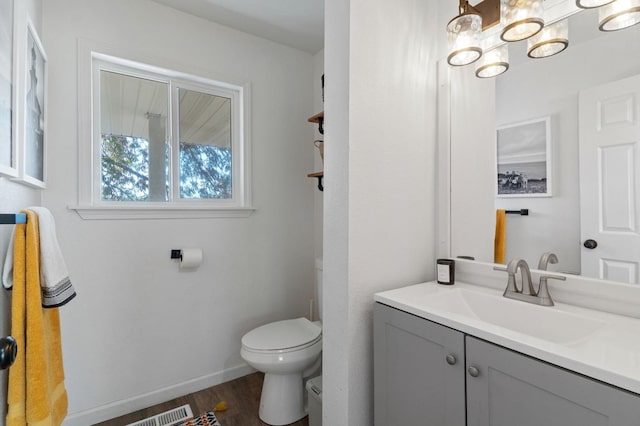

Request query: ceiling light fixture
[
  {"left": 527, "top": 19, "right": 569, "bottom": 58},
  {"left": 500, "top": 0, "right": 545, "bottom": 42},
  {"left": 599, "top": 0, "right": 640, "bottom": 31},
  {"left": 446, "top": 0, "right": 484, "bottom": 66},
  {"left": 475, "top": 44, "right": 509, "bottom": 78},
  {"left": 576, "top": 0, "right": 616, "bottom": 8},
  {"left": 446, "top": 0, "right": 640, "bottom": 78}
]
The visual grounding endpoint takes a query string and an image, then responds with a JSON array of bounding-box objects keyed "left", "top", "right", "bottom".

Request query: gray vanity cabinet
[
  {"left": 466, "top": 336, "right": 640, "bottom": 426},
  {"left": 373, "top": 303, "right": 466, "bottom": 426},
  {"left": 374, "top": 302, "right": 640, "bottom": 426}
]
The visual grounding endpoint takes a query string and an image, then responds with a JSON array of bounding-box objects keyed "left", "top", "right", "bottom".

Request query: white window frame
[{"left": 72, "top": 42, "right": 253, "bottom": 219}]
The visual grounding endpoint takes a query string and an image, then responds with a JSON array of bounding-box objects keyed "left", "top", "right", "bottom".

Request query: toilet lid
[{"left": 242, "top": 318, "right": 322, "bottom": 351}]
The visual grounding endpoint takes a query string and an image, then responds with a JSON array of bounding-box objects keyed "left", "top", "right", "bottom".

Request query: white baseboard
[{"left": 63, "top": 363, "right": 254, "bottom": 426}]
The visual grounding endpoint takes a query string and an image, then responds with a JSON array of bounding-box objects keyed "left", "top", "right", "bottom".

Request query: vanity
[
  {"left": 373, "top": 264, "right": 640, "bottom": 426},
  {"left": 395, "top": 2, "right": 640, "bottom": 424}
]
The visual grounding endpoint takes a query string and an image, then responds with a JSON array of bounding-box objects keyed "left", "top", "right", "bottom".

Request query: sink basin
[{"left": 426, "top": 287, "right": 606, "bottom": 344}]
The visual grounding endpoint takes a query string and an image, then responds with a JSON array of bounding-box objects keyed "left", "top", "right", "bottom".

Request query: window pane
[
  {"left": 178, "top": 88, "right": 232, "bottom": 199},
  {"left": 100, "top": 70, "right": 169, "bottom": 201}
]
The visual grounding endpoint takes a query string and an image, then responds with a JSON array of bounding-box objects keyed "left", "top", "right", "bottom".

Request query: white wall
[
  {"left": 41, "top": 1, "right": 316, "bottom": 423},
  {"left": 449, "top": 66, "right": 496, "bottom": 263},
  {"left": 323, "top": 0, "right": 443, "bottom": 423},
  {"left": 0, "top": 0, "right": 43, "bottom": 421}
]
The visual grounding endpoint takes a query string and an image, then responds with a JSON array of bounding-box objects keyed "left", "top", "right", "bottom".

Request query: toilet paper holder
[{"left": 171, "top": 248, "right": 203, "bottom": 270}]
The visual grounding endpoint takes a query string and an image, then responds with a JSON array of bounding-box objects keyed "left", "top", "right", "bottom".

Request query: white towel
[
  {"left": 2, "top": 207, "right": 76, "bottom": 307},
  {"left": 2, "top": 227, "right": 16, "bottom": 290}
]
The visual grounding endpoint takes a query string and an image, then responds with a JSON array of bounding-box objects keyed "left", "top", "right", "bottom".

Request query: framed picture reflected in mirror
[{"left": 496, "top": 117, "right": 552, "bottom": 198}]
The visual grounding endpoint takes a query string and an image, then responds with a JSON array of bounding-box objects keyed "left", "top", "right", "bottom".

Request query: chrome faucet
[{"left": 494, "top": 258, "right": 566, "bottom": 306}]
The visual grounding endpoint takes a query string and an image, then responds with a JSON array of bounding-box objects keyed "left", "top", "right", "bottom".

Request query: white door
[{"left": 579, "top": 74, "right": 640, "bottom": 284}]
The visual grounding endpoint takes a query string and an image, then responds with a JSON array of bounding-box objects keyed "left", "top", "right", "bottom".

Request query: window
[{"left": 74, "top": 49, "right": 251, "bottom": 219}]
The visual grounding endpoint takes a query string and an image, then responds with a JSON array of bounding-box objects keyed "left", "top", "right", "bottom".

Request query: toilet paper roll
[{"left": 179, "top": 248, "right": 203, "bottom": 270}]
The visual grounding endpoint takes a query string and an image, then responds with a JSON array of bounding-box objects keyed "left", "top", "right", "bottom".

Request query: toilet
[{"left": 241, "top": 259, "right": 323, "bottom": 425}]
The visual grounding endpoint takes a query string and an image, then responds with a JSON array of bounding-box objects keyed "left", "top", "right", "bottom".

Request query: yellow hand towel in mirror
[{"left": 494, "top": 209, "right": 506, "bottom": 264}]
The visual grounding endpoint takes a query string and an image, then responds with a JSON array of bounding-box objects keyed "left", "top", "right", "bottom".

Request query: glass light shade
[
  {"left": 447, "top": 13, "right": 483, "bottom": 66},
  {"left": 500, "top": 0, "right": 544, "bottom": 42},
  {"left": 599, "top": 0, "right": 640, "bottom": 31},
  {"left": 527, "top": 20, "right": 569, "bottom": 58},
  {"left": 475, "top": 44, "right": 509, "bottom": 78},
  {"left": 576, "top": 0, "right": 615, "bottom": 8}
]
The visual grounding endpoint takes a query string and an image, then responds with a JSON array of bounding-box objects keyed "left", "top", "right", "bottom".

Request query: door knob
[
  {"left": 583, "top": 239, "right": 598, "bottom": 249},
  {"left": 468, "top": 366, "right": 480, "bottom": 377},
  {"left": 0, "top": 336, "right": 17, "bottom": 370},
  {"left": 446, "top": 354, "right": 457, "bottom": 365}
]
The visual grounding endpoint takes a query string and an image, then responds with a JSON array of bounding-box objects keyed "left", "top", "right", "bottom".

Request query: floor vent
[{"left": 126, "top": 404, "right": 193, "bottom": 426}]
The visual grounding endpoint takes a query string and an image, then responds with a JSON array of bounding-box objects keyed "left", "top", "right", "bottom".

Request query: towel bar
[
  {"left": 0, "top": 214, "right": 27, "bottom": 224},
  {"left": 505, "top": 209, "right": 529, "bottom": 216}
]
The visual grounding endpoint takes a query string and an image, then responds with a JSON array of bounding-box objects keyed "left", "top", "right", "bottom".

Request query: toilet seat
[
  {"left": 242, "top": 318, "right": 322, "bottom": 353},
  {"left": 240, "top": 316, "right": 323, "bottom": 425}
]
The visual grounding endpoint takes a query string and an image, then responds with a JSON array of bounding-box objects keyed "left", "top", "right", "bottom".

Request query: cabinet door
[
  {"left": 374, "top": 303, "right": 465, "bottom": 426},
  {"left": 466, "top": 336, "right": 640, "bottom": 426}
]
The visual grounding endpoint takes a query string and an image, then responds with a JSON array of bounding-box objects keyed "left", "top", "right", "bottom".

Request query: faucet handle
[
  {"left": 493, "top": 265, "right": 519, "bottom": 293},
  {"left": 537, "top": 252, "right": 559, "bottom": 270},
  {"left": 537, "top": 273, "right": 566, "bottom": 306},
  {"left": 539, "top": 272, "right": 566, "bottom": 282}
]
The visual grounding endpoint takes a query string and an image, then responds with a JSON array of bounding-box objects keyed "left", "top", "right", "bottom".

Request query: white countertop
[{"left": 375, "top": 280, "right": 640, "bottom": 395}]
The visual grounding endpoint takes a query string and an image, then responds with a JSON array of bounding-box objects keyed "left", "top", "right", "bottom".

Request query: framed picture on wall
[
  {"left": 20, "top": 18, "right": 46, "bottom": 188},
  {"left": 0, "top": 0, "right": 18, "bottom": 177},
  {"left": 496, "top": 117, "right": 552, "bottom": 198}
]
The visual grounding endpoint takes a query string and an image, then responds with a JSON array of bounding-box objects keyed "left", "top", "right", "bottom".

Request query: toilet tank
[{"left": 315, "top": 258, "right": 323, "bottom": 321}]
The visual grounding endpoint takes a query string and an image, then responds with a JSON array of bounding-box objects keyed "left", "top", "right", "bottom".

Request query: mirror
[{"left": 448, "top": 7, "right": 640, "bottom": 284}]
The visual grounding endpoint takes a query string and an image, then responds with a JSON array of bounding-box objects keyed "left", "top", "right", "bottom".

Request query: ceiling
[
  {"left": 101, "top": 70, "right": 231, "bottom": 147},
  {"left": 150, "top": 0, "right": 325, "bottom": 54}
]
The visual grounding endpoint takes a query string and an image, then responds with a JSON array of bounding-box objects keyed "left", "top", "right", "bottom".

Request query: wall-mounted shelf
[
  {"left": 308, "top": 171, "right": 324, "bottom": 191},
  {"left": 308, "top": 111, "right": 324, "bottom": 134},
  {"left": 308, "top": 112, "right": 324, "bottom": 191}
]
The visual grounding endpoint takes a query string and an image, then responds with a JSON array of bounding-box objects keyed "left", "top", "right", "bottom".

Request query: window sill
[{"left": 69, "top": 204, "right": 255, "bottom": 220}]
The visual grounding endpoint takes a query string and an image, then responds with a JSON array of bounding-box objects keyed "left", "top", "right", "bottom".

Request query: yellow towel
[
  {"left": 7, "top": 210, "right": 68, "bottom": 426},
  {"left": 494, "top": 209, "right": 506, "bottom": 264}
]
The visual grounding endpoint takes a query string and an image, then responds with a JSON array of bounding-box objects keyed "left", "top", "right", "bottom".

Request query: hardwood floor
[{"left": 94, "top": 372, "right": 310, "bottom": 426}]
